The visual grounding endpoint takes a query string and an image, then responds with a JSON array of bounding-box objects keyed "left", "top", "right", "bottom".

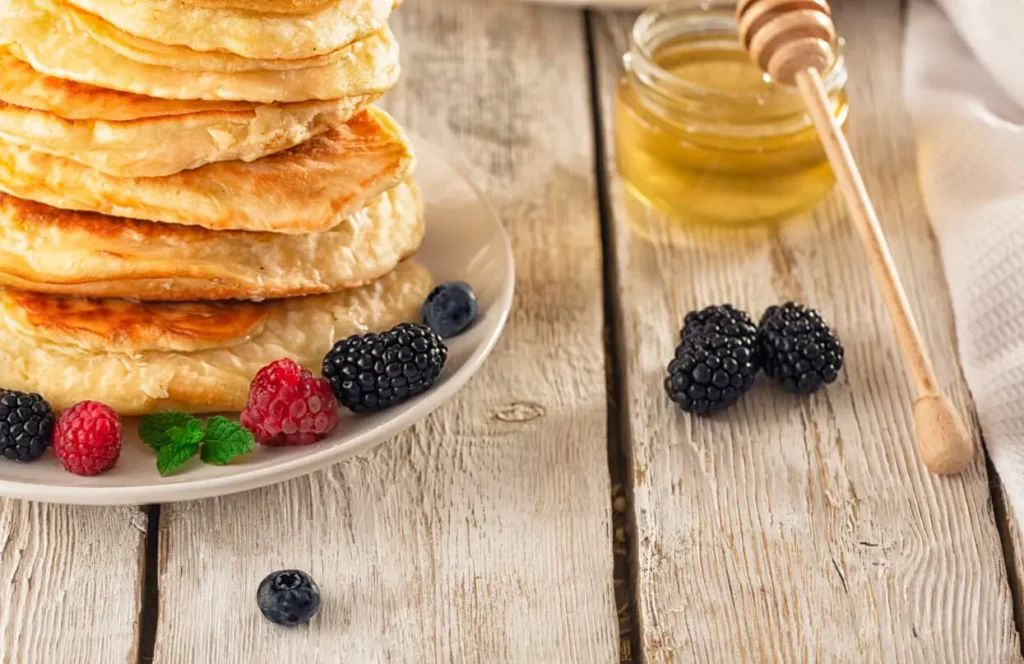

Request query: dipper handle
[{"left": 735, "top": 0, "right": 975, "bottom": 475}]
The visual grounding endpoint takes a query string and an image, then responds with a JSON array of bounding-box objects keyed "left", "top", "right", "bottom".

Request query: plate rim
[{"left": 0, "top": 137, "right": 514, "bottom": 505}]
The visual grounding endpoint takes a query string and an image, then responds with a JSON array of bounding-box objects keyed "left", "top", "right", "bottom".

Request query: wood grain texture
[
  {"left": 153, "top": 1, "right": 619, "bottom": 662},
  {"left": 592, "top": 0, "right": 1024, "bottom": 661},
  {"left": 0, "top": 502, "right": 145, "bottom": 663}
]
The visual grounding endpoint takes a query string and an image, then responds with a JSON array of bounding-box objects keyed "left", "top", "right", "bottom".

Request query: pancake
[
  {"left": 0, "top": 48, "right": 278, "bottom": 120},
  {"left": 0, "top": 260, "right": 432, "bottom": 415},
  {"left": 0, "top": 96, "right": 377, "bottom": 177},
  {"left": 0, "top": 108, "right": 416, "bottom": 233},
  {"left": 64, "top": 0, "right": 396, "bottom": 61},
  {"left": 0, "top": 0, "right": 400, "bottom": 102},
  {"left": 0, "top": 181, "right": 424, "bottom": 300},
  {"left": 62, "top": 0, "right": 394, "bottom": 61},
  {"left": 66, "top": 0, "right": 394, "bottom": 69},
  {"left": 70, "top": 2, "right": 354, "bottom": 72},
  {"left": 179, "top": 0, "right": 338, "bottom": 15},
  {"left": 0, "top": 47, "right": 380, "bottom": 176}
]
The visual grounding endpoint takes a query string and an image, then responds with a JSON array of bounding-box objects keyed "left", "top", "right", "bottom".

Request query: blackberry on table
[
  {"left": 0, "top": 391, "right": 55, "bottom": 462},
  {"left": 322, "top": 323, "right": 448, "bottom": 413},
  {"left": 664, "top": 331, "right": 759, "bottom": 416},
  {"left": 757, "top": 302, "right": 844, "bottom": 394},
  {"left": 681, "top": 304, "right": 758, "bottom": 346}
]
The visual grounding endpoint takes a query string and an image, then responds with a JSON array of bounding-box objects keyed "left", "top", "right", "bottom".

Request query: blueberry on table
[
  {"left": 257, "top": 570, "right": 321, "bottom": 627},
  {"left": 421, "top": 281, "right": 478, "bottom": 338}
]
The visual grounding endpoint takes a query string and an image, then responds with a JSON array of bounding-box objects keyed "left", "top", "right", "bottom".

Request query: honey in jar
[{"left": 615, "top": 0, "right": 849, "bottom": 226}]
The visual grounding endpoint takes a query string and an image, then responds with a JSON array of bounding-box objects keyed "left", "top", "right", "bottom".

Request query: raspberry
[
  {"left": 52, "top": 401, "right": 122, "bottom": 475},
  {"left": 241, "top": 359, "right": 340, "bottom": 446}
]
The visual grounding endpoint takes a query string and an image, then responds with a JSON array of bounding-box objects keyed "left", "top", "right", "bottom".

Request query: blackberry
[
  {"left": 681, "top": 304, "right": 758, "bottom": 346},
  {"left": 257, "top": 570, "right": 321, "bottom": 627},
  {"left": 322, "top": 323, "right": 448, "bottom": 413},
  {"left": 0, "top": 391, "right": 54, "bottom": 462},
  {"left": 757, "top": 302, "right": 844, "bottom": 394},
  {"left": 664, "top": 331, "right": 759, "bottom": 416}
]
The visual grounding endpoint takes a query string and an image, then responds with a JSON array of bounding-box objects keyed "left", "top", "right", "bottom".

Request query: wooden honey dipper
[{"left": 736, "top": 0, "right": 975, "bottom": 475}]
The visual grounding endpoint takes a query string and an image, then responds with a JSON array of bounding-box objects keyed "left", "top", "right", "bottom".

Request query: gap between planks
[
  {"left": 585, "top": 9, "right": 641, "bottom": 663},
  {"left": 988, "top": 453, "right": 1024, "bottom": 655},
  {"left": 137, "top": 504, "right": 161, "bottom": 664}
]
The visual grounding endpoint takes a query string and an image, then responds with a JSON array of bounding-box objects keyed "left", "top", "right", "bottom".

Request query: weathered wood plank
[
  {"left": 0, "top": 502, "right": 145, "bottom": 663},
  {"left": 153, "top": 1, "right": 619, "bottom": 662},
  {"left": 592, "top": 0, "right": 1023, "bottom": 661}
]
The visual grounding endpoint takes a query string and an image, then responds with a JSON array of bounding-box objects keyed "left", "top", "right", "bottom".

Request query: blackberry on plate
[
  {"left": 681, "top": 304, "right": 758, "bottom": 345},
  {"left": 0, "top": 391, "right": 54, "bottom": 462},
  {"left": 664, "top": 331, "right": 759, "bottom": 416},
  {"left": 257, "top": 570, "right": 321, "bottom": 627},
  {"left": 322, "top": 322, "right": 448, "bottom": 413},
  {"left": 422, "top": 281, "right": 478, "bottom": 338},
  {"left": 757, "top": 302, "right": 844, "bottom": 394}
]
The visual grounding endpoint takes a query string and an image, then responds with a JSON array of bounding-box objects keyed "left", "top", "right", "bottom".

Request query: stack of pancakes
[{"left": 0, "top": 0, "right": 431, "bottom": 415}]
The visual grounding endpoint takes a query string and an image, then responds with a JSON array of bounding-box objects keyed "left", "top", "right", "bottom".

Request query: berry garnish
[
  {"left": 757, "top": 302, "right": 844, "bottom": 394},
  {"left": 665, "top": 330, "right": 759, "bottom": 416},
  {"left": 52, "top": 401, "right": 122, "bottom": 476},
  {"left": 322, "top": 323, "right": 448, "bottom": 413},
  {"left": 681, "top": 304, "right": 758, "bottom": 347},
  {"left": 257, "top": 570, "right": 321, "bottom": 627},
  {"left": 0, "top": 391, "right": 54, "bottom": 462},
  {"left": 139, "top": 413, "right": 254, "bottom": 476},
  {"left": 240, "top": 359, "right": 339, "bottom": 446},
  {"left": 421, "top": 281, "right": 478, "bottom": 338}
]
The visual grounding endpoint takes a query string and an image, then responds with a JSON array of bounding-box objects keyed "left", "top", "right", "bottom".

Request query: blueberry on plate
[
  {"left": 421, "top": 281, "right": 478, "bottom": 338},
  {"left": 257, "top": 570, "right": 321, "bottom": 627}
]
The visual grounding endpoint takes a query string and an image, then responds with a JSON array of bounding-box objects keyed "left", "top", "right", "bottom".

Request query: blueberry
[
  {"left": 421, "top": 281, "right": 478, "bottom": 338},
  {"left": 257, "top": 570, "right": 321, "bottom": 627}
]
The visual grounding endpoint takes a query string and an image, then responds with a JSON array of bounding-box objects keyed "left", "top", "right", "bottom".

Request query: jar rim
[{"left": 627, "top": 0, "right": 847, "bottom": 104}]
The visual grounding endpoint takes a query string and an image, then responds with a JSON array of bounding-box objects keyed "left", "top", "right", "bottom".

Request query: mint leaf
[
  {"left": 156, "top": 437, "right": 200, "bottom": 476},
  {"left": 167, "top": 424, "right": 204, "bottom": 447},
  {"left": 140, "top": 413, "right": 201, "bottom": 451},
  {"left": 200, "top": 416, "right": 255, "bottom": 465}
]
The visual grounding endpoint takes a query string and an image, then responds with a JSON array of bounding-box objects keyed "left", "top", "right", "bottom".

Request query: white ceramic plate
[{"left": 0, "top": 137, "right": 514, "bottom": 505}]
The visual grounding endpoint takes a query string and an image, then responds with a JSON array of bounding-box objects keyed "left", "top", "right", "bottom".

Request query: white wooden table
[{"left": 4, "top": 0, "right": 1024, "bottom": 661}]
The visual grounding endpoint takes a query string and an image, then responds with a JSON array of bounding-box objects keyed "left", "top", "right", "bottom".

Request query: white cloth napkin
[{"left": 904, "top": 1, "right": 1024, "bottom": 513}]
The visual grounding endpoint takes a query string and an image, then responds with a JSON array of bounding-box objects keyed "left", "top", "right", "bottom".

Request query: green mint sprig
[{"left": 140, "top": 413, "right": 255, "bottom": 476}]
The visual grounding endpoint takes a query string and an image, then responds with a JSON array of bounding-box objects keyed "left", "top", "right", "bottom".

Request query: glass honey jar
[{"left": 615, "top": 0, "right": 849, "bottom": 226}]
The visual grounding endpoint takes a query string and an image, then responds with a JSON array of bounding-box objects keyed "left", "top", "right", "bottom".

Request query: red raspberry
[
  {"left": 241, "top": 359, "right": 340, "bottom": 446},
  {"left": 52, "top": 401, "right": 122, "bottom": 476}
]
